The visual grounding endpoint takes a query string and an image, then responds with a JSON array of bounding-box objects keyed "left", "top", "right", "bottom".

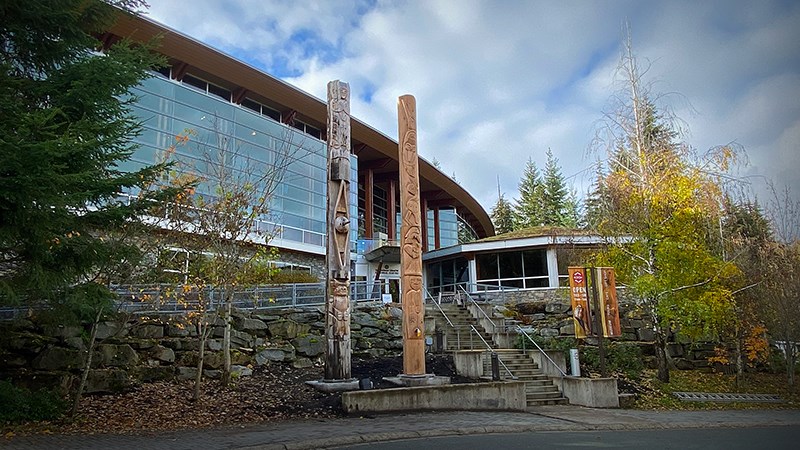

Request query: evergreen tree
[
  {"left": 491, "top": 193, "right": 516, "bottom": 235},
  {"left": 563, "top": 189, "right": 582, "bottom": 228},
  {"left": 584, "top": 164, "right": 609, "bottom": 229},
  {"left": 542, "top": 148, "right": 576, "bottom": 227},
  {"left": 514, "top": 158, "right": 546, "bottom": 228},
  {"left": 0, "top": 1, "right": 179, "bottom": 308}
]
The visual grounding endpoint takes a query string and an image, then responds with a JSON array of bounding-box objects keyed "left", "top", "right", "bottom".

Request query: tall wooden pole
[
  {"left": 398, "top": 95, "right": 426, "bottom": 376},
  {"left": 324, "top": 80, "right": 352, "bottom": 381}
]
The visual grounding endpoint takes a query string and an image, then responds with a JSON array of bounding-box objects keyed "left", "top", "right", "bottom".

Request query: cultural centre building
[{"left": 104, "top": 12, "right": 495, "bottom": 295}]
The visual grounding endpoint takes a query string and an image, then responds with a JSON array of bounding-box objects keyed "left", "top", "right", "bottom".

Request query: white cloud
[{"left": 145, "top": 0, "right": 800, "bottom": 215}]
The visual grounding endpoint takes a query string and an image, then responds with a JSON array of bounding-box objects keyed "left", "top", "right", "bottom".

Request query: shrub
[
  {"left": 581, "top": 341, "right": 644, "bottom": 379},
  {"left": 0, "top": 380, "right": 66, "bottom": 424},
  {"left": 268, "top": 270, "right": 319, "bottom": 284}
]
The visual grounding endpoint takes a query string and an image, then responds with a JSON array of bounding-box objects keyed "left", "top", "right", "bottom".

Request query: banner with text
[
  {"left": 596, "top": 267, "right": 621, "bottom": 338},
  {"left": 568, "top": 267, "right": 591, "bottom": 339}
]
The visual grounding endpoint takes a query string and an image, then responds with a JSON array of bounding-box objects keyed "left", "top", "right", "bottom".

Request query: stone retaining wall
[
  {"left": 0, "top": 302, "right": 403, "bottom": 394},
  {"left": 475, "top": 288, "right": 717, "bottom": 372}
]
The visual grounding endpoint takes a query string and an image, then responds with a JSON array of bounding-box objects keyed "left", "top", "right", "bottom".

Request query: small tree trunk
[
  {"left": 221, "top": 289, "right": 232, "bottom": 385},
  {"left": 788, "top": 342, "right": 796, "bottom": 391},
  {"left": 734, "top": 334, "right": 745, "bottom": 388},
  {"left": 71, "top": 309, "right": 102, "bottom": 419},
  {"left": 654, "top": 329, "right": 670, "bottom": 383},
  {"left": 194, "top": 320, "right": 207, "bottom": 402}
]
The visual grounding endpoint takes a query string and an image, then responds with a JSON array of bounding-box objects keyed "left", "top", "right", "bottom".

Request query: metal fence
[{"left": 0, "top": 280, "right": 389, "bottom": 319}]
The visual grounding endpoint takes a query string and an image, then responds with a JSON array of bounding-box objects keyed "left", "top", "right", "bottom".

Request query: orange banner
[
  {"left": 597, "top": 267, "right": 621, "bottom": 338},
  {"left": 568, "top": 267, "right": 591, "bottom": 338}
]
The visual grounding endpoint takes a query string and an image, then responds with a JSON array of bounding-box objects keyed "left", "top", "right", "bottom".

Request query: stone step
[
  {"left": 525, "top": 380, "right": 559, "bottom": 393},
  {"left": 527, "top": 397, "right": 569, "bottom": 406},
  {"left": 526, "top": 390, "right": 564, "bottom": 400},
  {"left": 525, "top": 384, "right": 560, "bottom": 392}
]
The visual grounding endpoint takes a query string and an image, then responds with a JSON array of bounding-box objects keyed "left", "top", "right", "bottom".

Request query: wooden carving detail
[
  {"left": 398, "top": 94, "right": 426, "bottom": 376},
  {"left": 325, "top": 80, "right": 352, "bottom": 380}
]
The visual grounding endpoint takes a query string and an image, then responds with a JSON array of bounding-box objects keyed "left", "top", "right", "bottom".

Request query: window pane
[
  {"left": 523, "top": 250, "right": 547, "bottom": 277},
  {"left": 498, "top": 251, "right": 523, "bottom": 279},
  {"left": 476, "top": 253, "right": 498, "bottom": 280}
]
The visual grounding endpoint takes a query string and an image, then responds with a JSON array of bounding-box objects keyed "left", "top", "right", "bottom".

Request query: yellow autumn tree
[{"left": 591, "top": 36, "right": 742, "bottom": 383}]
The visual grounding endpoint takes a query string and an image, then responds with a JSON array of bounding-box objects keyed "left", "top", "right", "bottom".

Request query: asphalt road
[
  {"left": 5, "top": 407, "right": 800, "bottom": 449},
  {"left": 335, "top": 426, "right": 800, "bottom": 449}
]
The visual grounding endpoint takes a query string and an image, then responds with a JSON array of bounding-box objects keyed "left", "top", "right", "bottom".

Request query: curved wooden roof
[{"left": 108, "top": 12, "right": 494, "bottom": 238}]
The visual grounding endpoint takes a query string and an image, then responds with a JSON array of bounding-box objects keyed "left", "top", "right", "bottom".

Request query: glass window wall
[{"left": 124, "top": 74, "right": 340, "bottom": 248}]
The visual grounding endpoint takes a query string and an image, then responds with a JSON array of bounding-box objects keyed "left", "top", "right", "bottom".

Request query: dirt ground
[{"left": 12, "top": 354, "right": 468, "bottom": 435}]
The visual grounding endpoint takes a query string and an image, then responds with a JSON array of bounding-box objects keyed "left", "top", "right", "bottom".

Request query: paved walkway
[{"left": 5, "top": 407, "right": 800, "bottom": 450}]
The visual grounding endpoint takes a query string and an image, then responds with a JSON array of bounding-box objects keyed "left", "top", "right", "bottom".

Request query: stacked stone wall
[{"left": 0, "top": 302, "right": 403, "bottom": 394}]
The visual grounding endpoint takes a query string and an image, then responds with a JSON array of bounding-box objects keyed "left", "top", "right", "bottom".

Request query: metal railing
[
  {"left": 458, "top": 285, "right": 497, "bottom": 334},
  {"left": 0, "top": 280, "right": 389, "bottom": 320},
  {"left": 516, "top": 325, "right": 567, "bottom": 377},
  {"left": 424, "top": 287, "right": 460, "bottom": 350},
  {"left": 469, "top": 325, "right": 515, "bottom": 379}
]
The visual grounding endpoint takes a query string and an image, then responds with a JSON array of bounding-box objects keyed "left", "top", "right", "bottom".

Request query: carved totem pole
[
  {"left": 398, "top": 95, "right": 426, "bottom": 376},
  {"left": 324, "top": 80, "right": 352, "bottom": 381}
]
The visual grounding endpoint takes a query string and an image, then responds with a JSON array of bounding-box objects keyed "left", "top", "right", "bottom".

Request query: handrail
[
  {"left": 469, "top": 325, "right": 515, "bottom": 379},
  {"left": 516, "top": 325, "right": 567, "bottom": 377},
  {"left": 424, "top": 287, "right": 459, "bottom": 350},
  {"left": 458, "top": 285, "right": 496, "bottom": 334}
]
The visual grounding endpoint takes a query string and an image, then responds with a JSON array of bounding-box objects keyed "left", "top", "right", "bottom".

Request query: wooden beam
[
  {"left": 232, "top": 87, "right": 248, "bottom": 104},
  {"left": 364, "top": 168, "right": 374, "bottom": 239},
  {"left": 388, "top": 178, "right": 397, "bottom": 241},
  {"left": 172, "top": 61, "right": 189, "bottom": 81},
  {"left": 433, "top": 207, "right": 441, "bottom": 249},
  {"left": 421, "top": 197, "right": 428, "bottom": 251},
  {"left": 282, "top": 109, "right": 297, "bottom": 126}
]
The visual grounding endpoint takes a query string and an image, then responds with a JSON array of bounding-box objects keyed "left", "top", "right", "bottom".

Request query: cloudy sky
[{"left": 145, "top": 0, "right": 800, "bottom": 214}]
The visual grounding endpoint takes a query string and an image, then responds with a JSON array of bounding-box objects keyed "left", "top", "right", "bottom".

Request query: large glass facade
[{"left": 124, "top": 73, "right": 358, "bottom": 249}]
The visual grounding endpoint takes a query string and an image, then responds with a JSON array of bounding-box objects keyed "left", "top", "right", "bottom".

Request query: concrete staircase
[
  {"left": 484, "top": 349, "right": 568, "bottom": 406},
  {"left": 427, "top": 303, "right": 495, "bottom": 351},
  {"left": 427, "top": 301, "right": 568, "bottom": 407}
]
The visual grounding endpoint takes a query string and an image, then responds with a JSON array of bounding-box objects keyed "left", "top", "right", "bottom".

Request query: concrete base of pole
[
  {"left": 306, "top": 379, "right": 360, "bottom": 393},
  {"left": 383, "top": 374, "right": 451, "bottom": 387}
]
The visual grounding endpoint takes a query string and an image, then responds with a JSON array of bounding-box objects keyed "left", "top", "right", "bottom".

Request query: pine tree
[
  {"left": 542, "top": 148, "right": 572, "bottom": 227},
  {"left": 0, "top": 1, "right": 179, "bottom": 308},
  {"left": 584, "top": 164, "right": 609, "bottom": 230},
  {"left": 514, "top": 158, "right": 546, "bottom": 228},
  {"left": 491, "top": 193, "right": 516, "bottom": 235},
  {"left": 563, "top": 189, "right": 582, "bottom": 228}
]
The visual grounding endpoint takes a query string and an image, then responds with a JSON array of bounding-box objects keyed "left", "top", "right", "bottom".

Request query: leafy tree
[
  {"left": 159, "top": 120, "right": 300, "bottom": 390},
  {"left": 712, "top": 197, "right": 773, "bottom": 383},
  {"left": 592, "top": 38, "right": 741, "bottom": 383},
  {"left": 0, "top": 0, "right": 179, "bottom": 307},
  {"left": 758, "top": 185, "right": 800, "bottom": 389},
  {"left": 491, "top": 193, "right": 516, "bottom": 235},
  {"left": 514, "top": 158, "right": 546, "bottom": 228}
]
